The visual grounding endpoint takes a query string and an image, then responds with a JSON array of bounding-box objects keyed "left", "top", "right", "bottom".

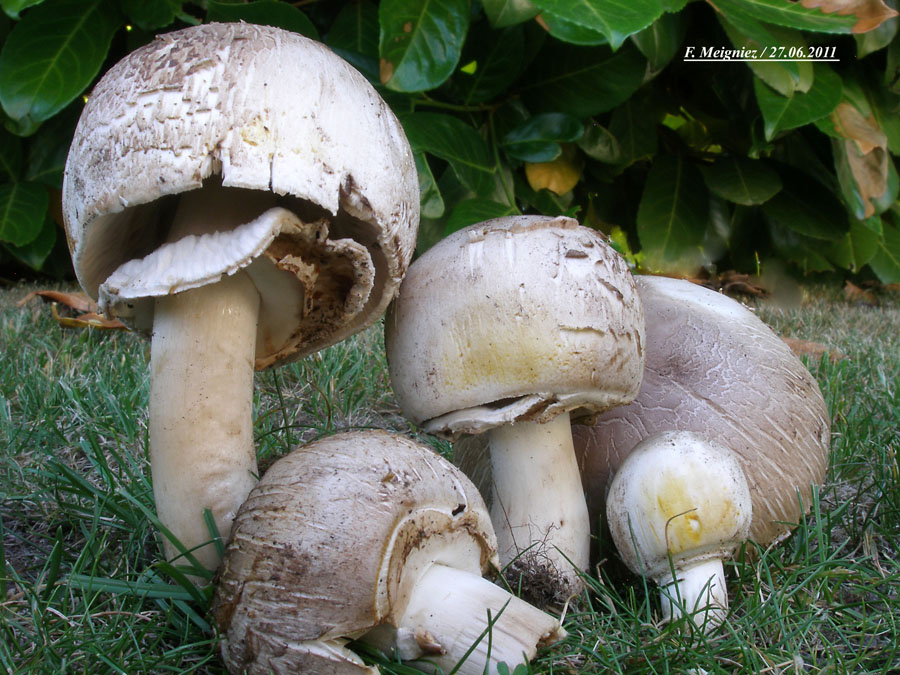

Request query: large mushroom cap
[
  {"left": 577, "top": 276, "right": 830, "bottom": 546},
  {"left": 63, "top": 22, "right": 418, "bottom": 367},
  {"left": 385, "top": 215, "right": 645, "bottom": 437},
  {"left": 212, "top": 430, "right": 499, "bottom": 673}
]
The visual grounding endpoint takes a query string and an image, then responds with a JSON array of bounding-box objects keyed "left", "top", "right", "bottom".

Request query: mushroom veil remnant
[
  {"left": 62, "top": 23, "right": 419, "bottom": 571},
  {"left": 575, "top": 276, "right": 830, "bottom": 549},
  {"left": 385, "top": 215, "right": 645, "bottom": 602},
  {"left": 606, "top": 431, "right": 753, "bottom": 631},
  {"left": 212, "top": 430, "right": 566, "bottom": 674}
]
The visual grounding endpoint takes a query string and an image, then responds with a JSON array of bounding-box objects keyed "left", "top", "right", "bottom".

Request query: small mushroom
[
  {"left": 605, "top": 431, "right": 752, "bottom": 631},
  {"left": 62, "top": 23, "right": 418, "bottom": 571},
  {"left": 385, "top": 215, "right": 645, "bottom": 601},
  {"left": 575, "top": 275, "right": 830, "bottom": 549},
  {"left": 211, "top": 430, "right": 566, "bottom": 674}
]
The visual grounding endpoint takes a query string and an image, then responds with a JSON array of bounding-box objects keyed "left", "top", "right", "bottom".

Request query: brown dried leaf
[
  {"left": 17, "top": 290, "right": 99, "bottom": 314},
  {"left": 782, "top": 336, "right": 847, "bottom": 363},
  {"left": 688, "top": 271, "right": 769, "bottom": 297},
  {"left": 18, "top": 289, "right": 127, "bottom": 330},
  {"left": 844, "top": 279, "right": 878, "bottom": 305},
  {"left": 800, "top": 0, "right": 899, "bottom": 34},
  {"left": 831, "top": 102, "right": 889, "bottom": 218},
  {"left": 50, "top": 304, "right": 128, "bottom": 331}
]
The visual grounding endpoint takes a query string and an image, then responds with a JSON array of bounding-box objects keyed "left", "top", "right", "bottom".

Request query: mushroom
[
  {"left": 605, "top": 431, "right": 752, "bottom": 631},
  {"left": 211, "top": 430, "right": 566, "bottom": 674},
  {"left": 385, "top": 215, "right": 645, "bottom": 602},
  {"left": 575, "top": 275, "right": 830, "bottom": 549},
  {"left": 62, "top": 23, "right": 419, "bottom": 571}
]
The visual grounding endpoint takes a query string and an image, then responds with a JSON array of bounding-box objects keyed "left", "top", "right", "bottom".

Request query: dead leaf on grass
[
  {"left": 844, "top": 280, "right": 879, "bottom": 306},
  {"left": 800, "top": 0, "right": 898, "bottom": 34},
  {"left": 782, "top": 336, "right": 847, "bottom": 363},
  {"left": 17, "top": 290, "right": 127, "bottom": 331}
]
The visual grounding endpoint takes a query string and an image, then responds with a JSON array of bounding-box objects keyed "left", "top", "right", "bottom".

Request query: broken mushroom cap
[
  {"left": 62, "top": 23, "right": 419, "bottom": 571},
  {"left": 212, "top": 430, "right": 566, "bottom": 675},
  {"left": 576, "top": 275, "right": 830, "bottom": 548},
  {"left": 606, "top": 430, "right": 752, "bottom": 631},
  {"left": 64, "top": 22, "right": 418, "bottom": 358},
  {"left": 385, "top": 215, "right": 644, "bottom": 603}
]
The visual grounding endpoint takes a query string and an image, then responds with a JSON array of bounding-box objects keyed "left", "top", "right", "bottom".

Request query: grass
[{"left": 1, "top": 280, "right": 899, "bottom": 673}]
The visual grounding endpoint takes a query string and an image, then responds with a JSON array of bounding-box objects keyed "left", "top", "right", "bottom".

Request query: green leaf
[
  {"left": 514, "top": 171, "right": 572, "bottom": 215},
  {"left": 120, "top": 0, "right": 179, "bottom": 30},
  {"left": 453, "top": 24, "right": 525, "bottom": 104},
  {"left": 538, "top": 11, "right": 608, "bottom": 46},
  {"left": 762, "top": 171, "right": 848, "bottom": 241},
  {"left": 636, "top": 154, "right": 709, "bottom": 267},
  {"left": 630, "top": 11, "right": 685, "bottom": 76},
  {"left": 0, "top": 180, "right": 47, "bottom": 246},
  {"left": 754, "top": 64, "right": 842, "bottom": 140},
  {"left": 445, "top": 199, "right": 518, "bottom": 234},
  {"left": 24, "top": 101, "right": 77, "bottom": 187},
  {"left": 578, "top": 122, "right": 620, "bottom": 163},
  {"left": 325, "top": 0, "right": 379, "bottom": 81},
  {"left": 0, "top": 0, "right": 121, "bottom": 136},
  {"left": 520, "top": 41, "right": 646, "bottom": 118},
  {"left": 206, "top": 1, "right": 319, "bottom": 39},
  {"left": 378, "top": 0, "right": 470, "bottom": 92},
  {"left": 869, "top": 219, "right": 900, "bottom": 283},
  {"left": 414, "top": 152, "right": 445, "bottom": 219},
  {"left": 5, "top": 206, "right": 55, "bottom": 269},
  {"left": 502, "top": 113, "right": 583, "bottom": 162},
  {"left": 482, "top": 0, "right": 539, "bottom": 28},
  {"left": 826, "top": 219, "right": 880, "bottom": 272},
  {"left": 768, "top": 225, "right": 835, "bottom": 273},
  {"left": 712, "top": 0, "right": 856, "bottom": 34},
  {"left": 400, "top": 112, "right": 494, "bottom": 196},
  {"left": 0, "top": 127, "right": 23, "bottom": 179},
  {"left": 718, "top": 17, "right": 811, "bottom": 97},
  {"left": 608, "top": 96, "right": 658, "bottom": 167},
  {"left": 700, "top": 157, "right": 782, "bottom": 206},
  {"left": 327, "top": 0, "right": 379, "bottom": 58},
  {"left": 855, "top": 16, "right": 897, "bottom": 58},
  {"left": 0, "top": 0, "right": 43, "bottom": 20},
  {"left": 529, "top": 0, "right": 665, "bottom": 49}
]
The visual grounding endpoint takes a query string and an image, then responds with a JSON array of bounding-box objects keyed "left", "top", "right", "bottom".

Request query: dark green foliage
[{"left": 1, "top": 0, "right": 900, "bottom": 283}]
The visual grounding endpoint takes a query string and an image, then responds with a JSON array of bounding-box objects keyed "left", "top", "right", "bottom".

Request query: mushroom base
[{"left": 659, "top": 558, "right": 729, "bottom": 631}]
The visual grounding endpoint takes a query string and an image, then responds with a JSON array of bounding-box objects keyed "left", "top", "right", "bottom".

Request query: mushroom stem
[
  {"left": 149, "top": 270, "right": 260, "bottom": 571},
  {"left": 486, "top": 413, "right": 591, "bottom": 596},
  {"left": 658, "top": 558, "right": 728, "bottom": 629},
  {"left": 369, "top": 563, "right": 566, "bottom": 674}
]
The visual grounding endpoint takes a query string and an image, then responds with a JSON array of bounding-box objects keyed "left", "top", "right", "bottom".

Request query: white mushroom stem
[
  {"left": 658, "top": 558, "right": 728, "bottom": 629},
  {"left": 486, "top": 413, "right": 591, "bottom": 593},
  {"left": 367, "top": 563, "right": 566, "bottom": 674},
  {"left": 149, "top": 270, "right": 260, "bottom": 571}
]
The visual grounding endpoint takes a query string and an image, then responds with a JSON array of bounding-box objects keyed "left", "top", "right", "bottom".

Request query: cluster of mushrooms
[{"left": 60, "top": 22, "right": 830, "bottom": 674}]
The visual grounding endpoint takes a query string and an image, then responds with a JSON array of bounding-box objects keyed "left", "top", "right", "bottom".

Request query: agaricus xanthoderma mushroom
[
  {"left": 62, "top": 23, "right": 418, "bottom": 572},
  {"left": 606, "top": 431, "right": 752, "bottom": 631},
  {"left": 385, "top": 215, "right": 644, "bottom": 602},
  {"left": 211, "top": 430, "right": 566, "bottom": 674},
  {"left": 574, "top": 276, "right": 830, "bottom": 550}
]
